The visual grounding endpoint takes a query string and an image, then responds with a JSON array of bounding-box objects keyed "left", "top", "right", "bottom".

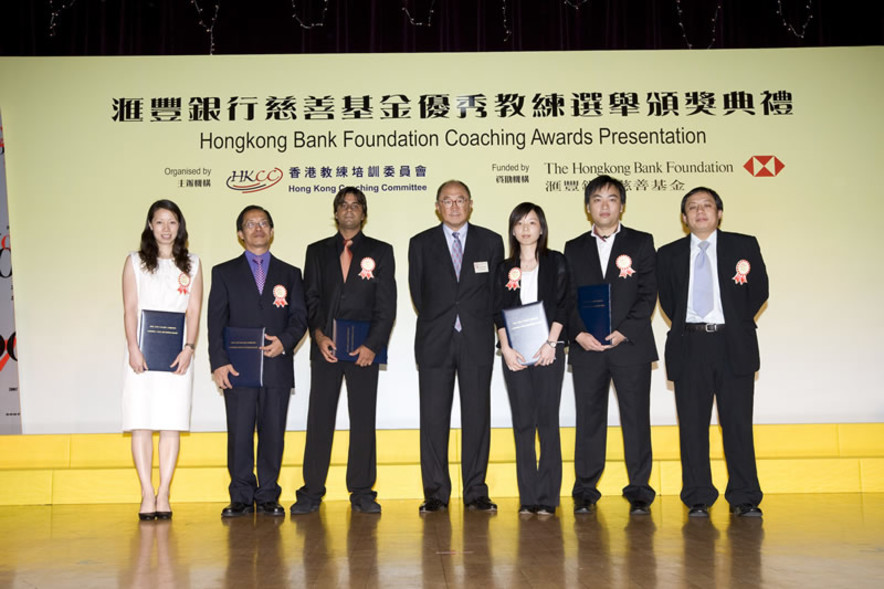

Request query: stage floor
[{"left": 1, "top": 493, "right": 882, "bottom": 588}]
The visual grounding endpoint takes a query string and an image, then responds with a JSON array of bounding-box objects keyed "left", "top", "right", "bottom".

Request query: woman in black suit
[{"left": 493, "top": 202, "right": 570, "bottom": 516}]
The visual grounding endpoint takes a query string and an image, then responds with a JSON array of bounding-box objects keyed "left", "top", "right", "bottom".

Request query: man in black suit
[
  {"left": 657, "top": 187, "right": 768, "bottom": 518},
  {"left": 408, "top": 179, "right": 504, "bottom": 513},
  {"left": 208, "top": 205, "right": 307, "bottom": 518},
  {"left": 564, "top": 175, "right": 658, "bottom": 516},
  {"left": 290, "top": 187, "right": 396, "bottom": 516}
]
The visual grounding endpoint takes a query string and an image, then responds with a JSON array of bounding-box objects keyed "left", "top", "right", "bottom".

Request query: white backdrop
[{"left": 0, "top": 47, "right": 881, "bottom": 433}]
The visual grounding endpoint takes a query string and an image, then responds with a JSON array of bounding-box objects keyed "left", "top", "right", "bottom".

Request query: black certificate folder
[
  {"left": 577, "top": 284, "right": 612, "bottom": 344},
  {"left": 138, "top": 310, "right": 185, "bottom": 372},
  {"left": 502, "top": 302, "right": 549, "bottom": 366},
  {"left": 333, "top": 319, "right": 388, "bottom": 364},
  {"left": 224, "top": 326, "right": 265, "bottom": 387}
]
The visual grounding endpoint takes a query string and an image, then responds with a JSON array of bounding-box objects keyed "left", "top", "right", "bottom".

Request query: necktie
[
  {"left": 452, "top": 232, "right": 463, "bottom": 280},
  {"left": 452, "top": 232, "right": 463, "bottom": 331},
  {"left": 693, "top": 241, "right": 713, "bottom": 318},
  {"left": 341, "top": 239, "right": 352, "bottom": 282},
  {"left": 254, "top": 257, "right": 266, "bottom": 294}
]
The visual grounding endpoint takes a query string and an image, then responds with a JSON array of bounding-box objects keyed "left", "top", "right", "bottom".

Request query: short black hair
[
  {"left": 236, "top": 205, "right": 274, "bottom": 232},
  {"left": 584, "top": 175, "right": 626, "bottom": 207},
  {"left": 680, "top": 186, "right": 724, "bottom": 215}
]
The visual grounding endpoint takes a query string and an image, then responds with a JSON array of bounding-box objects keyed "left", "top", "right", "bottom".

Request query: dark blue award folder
[
  {"left": 501, "top": 302, "right": 549, "bottom": 366},
  {"left": 577, "top": 284, "right": 612, "bottom": 344},
  {"left": 138, "top": 310, "right": 185, "bottom": 372},
  {"left": 333, "top": 319, "right": 388, "bottom": 364},
  {"left": 224, "top": 326, "right": 265, "bottom": 387}
]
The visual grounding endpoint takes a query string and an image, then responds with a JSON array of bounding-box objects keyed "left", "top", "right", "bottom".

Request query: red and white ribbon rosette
[
  {"left": 616, "top": 255, "right": 636, "bottom": 278},
  {"left": 505, "top": 267, "right": 521, "bottom": 291},
  {"left": 272, "top": 285, "right": 288, "bottom": 308},
  {"left": 177, "top": 272, "right": 190, "bottom": 294},
  {"left": 358, "top": 257, "right": 376, "bottom": 280},
  {"left": 732, "top": 259, "right": 751, "bottom": 284}
]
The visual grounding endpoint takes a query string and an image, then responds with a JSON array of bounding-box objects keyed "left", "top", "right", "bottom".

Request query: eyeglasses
[
  {"left": 243, "top": 219, "right": 270, "bottom": 230},
  {"left": 439, "top": 198, "right": 469, "bottom": 208},
  {"left": 337, "top": 201, "right": 363, "bottom": 211}
]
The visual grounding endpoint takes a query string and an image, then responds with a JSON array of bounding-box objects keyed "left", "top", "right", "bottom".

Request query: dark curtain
[{"left": 1, "top": 0, "right": 882, "bottom": 56}]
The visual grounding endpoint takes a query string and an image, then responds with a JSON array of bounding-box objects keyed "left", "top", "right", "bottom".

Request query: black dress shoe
[
  {"left": 574, "top": 498, "right": 596, "bottom": 515},
  {"left": 466, "top": 497, "right": 498, "bottom": 512},
  {"left": 518, "top": 505, "right": 535, "bottom": 515},
  {"left": 419, "top": 498, "right": 447, "bottom": 513},
  {"left": 256, "top": 502, "right": 285, "bottom": 516},
  {"left": 155, "top": 511, "right": 173, "bottom": 520},
  {"left": 688, "top": 504, "right": 710, "bottom": 517},
  {"left": 351, "top": 497, "right": 382, "bottom": 514},
  {"left": 221, "top": 502, "right": 255, "bottom": 517},
  {"left": 730, "top": 503, "right": 763, "bottom": 517},
  {"left": 629, "top": 500, "right": 651, "bottom": 516},
  {"left": 138, "top": 512, "right": 157, "bottom": 521},
  {"left": 535, "top": 505, "right": 556, "bottom": 516},
  {"left": 290, "top": 500, "right": 320, "bottom": 515}
]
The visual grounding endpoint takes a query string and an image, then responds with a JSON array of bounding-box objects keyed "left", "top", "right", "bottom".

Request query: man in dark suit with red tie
[
  {"left": 409, "top": 179, "right": 504, "bottom": 513},
  {"left": 290, "top": 187, "right": 396, "bottom": 515},
  {"left": 208, "top": 205, "right": 307, "bottom": 518},
  {"left": 657, "top": 187, "right": 768, "bottom": 518},
  {"left": 565, "top": 175, "right": 658, "bottom": 516}
]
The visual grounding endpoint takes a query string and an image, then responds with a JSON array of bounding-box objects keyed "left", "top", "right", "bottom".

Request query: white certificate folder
[{"left": 501, "top": 302, "right": 549, "bottom": 366}]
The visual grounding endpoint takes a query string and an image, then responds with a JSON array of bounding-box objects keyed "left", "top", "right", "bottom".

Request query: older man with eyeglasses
[{"left": 408, "top": 179, "right": 504, "bottom": 514}]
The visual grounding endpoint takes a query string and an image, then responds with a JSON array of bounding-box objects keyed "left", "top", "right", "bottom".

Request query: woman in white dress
[{"left": 122, "top": 199, "right": 203, "bottom": 520}]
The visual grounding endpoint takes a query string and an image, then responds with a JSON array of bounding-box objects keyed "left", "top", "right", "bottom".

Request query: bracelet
[
  {"left": 546, "top": 340, "right": 557, "bottom": 348},
  {"left": 184, "top": 343, "right": 196, "bottom": 351}
]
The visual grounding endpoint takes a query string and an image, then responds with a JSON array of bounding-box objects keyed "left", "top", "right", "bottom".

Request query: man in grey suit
[
  {"left": 657, "top": 187, "right": 769, "bottom": 518},
  {"left": 408, "top": 180, "right": 504, "bottom": 513}
]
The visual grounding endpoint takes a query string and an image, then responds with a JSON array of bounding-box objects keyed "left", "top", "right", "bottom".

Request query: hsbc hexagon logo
[{"left": 744, "top": 156, "right": 784, "bottom": 177}]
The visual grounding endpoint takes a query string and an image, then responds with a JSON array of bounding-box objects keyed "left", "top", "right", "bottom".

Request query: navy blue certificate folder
[
  {"left": 577, "top": 284, "right": 612, "bottom": 344},
  {"left": 333, "top": 319, "right": 388, "bottom": 364},
  {"left": 501, "top": 302, "right": 549, "bottom": 366},
  {"left": 138, "top": 310, "right": 185, "bottom": 372},
  {"left": 224, "top": 326, "right": 265, "bottom": 387}
]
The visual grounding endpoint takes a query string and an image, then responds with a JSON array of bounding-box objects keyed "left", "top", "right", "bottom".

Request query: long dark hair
[
  {"left": 506, "top": 202, "right": 549, "bottom": 262},
  {"left": 138, "top": 199, "right": 191, "bottom": 274}
]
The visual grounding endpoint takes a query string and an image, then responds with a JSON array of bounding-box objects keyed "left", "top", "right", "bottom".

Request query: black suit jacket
[
  {"left": 657, "top": 230, "right": 768, "bottom": 381},
  {"left": 207, "top": 253, "right": 308, "bottom": 388},
  {"left": 492, "top": 249, "right": 571, "bottom": 343},
  {"left": 564, "top": 225, "right": 658, "bottom": 367},
  {"left": 408, "top": 223, "right": 504, "bottom": 368},
  {"left": 303, "top": 231, "right": 396, "bottom": 362}
]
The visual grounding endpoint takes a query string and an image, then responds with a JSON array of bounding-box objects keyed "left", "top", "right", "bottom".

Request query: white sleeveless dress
[{"left": 122, "top": 252, "right": 199, "bottom": 432}]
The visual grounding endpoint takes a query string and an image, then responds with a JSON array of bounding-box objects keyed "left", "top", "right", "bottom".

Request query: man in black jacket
[
  {"left": 291, "top": 187, "right": 396, "bottom": 515},
  {"left": 657, "top": 186, "right": 768, "bottom": 518},
  {"left": 409, "top": 179, "right": 504, "bottom": 513},
  {"left": 208, "top": 205, "right": 307, "bottom": 518}
]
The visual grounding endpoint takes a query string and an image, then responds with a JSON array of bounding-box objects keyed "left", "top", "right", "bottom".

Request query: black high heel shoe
[
  {"left": 155, "top": 511, "right": 172, "bottom": 520},
  {"left": 138, "top": 511, "right": 157, "bottom": 521}
]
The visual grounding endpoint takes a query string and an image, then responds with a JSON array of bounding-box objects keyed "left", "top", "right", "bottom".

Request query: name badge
[{"left": 474, "top": 261, "right": 489, "bottom": 273}]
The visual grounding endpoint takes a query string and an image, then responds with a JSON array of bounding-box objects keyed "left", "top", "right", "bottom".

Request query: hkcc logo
[
  {"left": 226, "top": 168, "right": 283, "bottom": 194},
  {"left": 744, "top": 156, "right": 784, "bottom": 177}
]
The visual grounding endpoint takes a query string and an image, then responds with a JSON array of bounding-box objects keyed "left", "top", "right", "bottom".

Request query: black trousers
[
  {"left": 501, "top": 346, "right": 565, "bottom": 507},
  {"left": 296, "top": 359, "right": 379, "bottom": 504},
  {"left": 571, "top": 356, "right": 655, "bottom": 504},
  {"left": 419, "top": 331, "right": 493, "bottom": 505},
  {"left": 224, "top": 386, "right": 291, "bottom": 504},
  {"left": 674, "top": 330, "right": 762, "bottom": 507}
]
